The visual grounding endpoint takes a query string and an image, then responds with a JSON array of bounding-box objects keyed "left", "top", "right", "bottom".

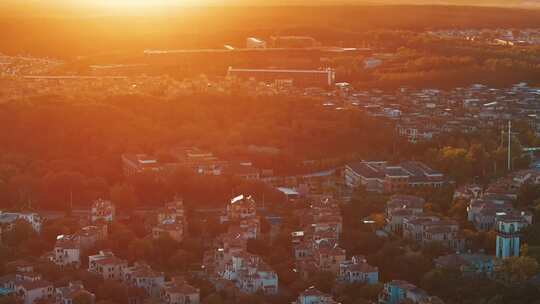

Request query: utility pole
[{"left": 507, "top": 120, "right": 512, "bottom": 171}]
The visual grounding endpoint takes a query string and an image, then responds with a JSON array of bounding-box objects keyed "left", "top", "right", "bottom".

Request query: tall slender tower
[{"left": 507, "top": 121, "right": 512, "bottom": 171}]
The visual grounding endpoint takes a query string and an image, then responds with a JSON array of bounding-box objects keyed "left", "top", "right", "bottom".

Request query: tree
[
  {"left": 2, "top": 220, "right": 35, "bottom": 247},
  {"left": 73, "top": 293, "right": 95, "bottom": 304},
  {"left": 497, "top": 256, "right": 539, "bottom": 285},
  {"left": 96, "top": 280, "right": 128, "bottom": 304},
  {"left": 110, "top": 183, "right": 138, "bottom": 211}
]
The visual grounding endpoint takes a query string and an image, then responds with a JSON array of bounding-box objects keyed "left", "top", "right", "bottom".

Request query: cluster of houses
[
  {"left": 48, "top": 225, "right": 108, "bottom": 268},
  {"left": 203, "top": 195, "right": 278, "bottom": 295},
  {"left": 461, "top": 169, "right": 537, "bottom": 258},
  {"left": 293, "top": 196, "right": 379, "bottom": 285},
  {"left": 363, "top": 84, "right": 540, "bottom": 143},
  {"left": 88, "top": 250, "right": 200, "bottom": 304},
  {"left": 0, "top": 211, "right": 43, "bottom": 237},
  {"left": 0, "top": 261, "right": 94, "bottom": 304},
  {"left": 385, "top": 194, "right": 465, "bottom": 251},
  {"left": 0, "top": 251, "right": 201, "bottom": 304}
]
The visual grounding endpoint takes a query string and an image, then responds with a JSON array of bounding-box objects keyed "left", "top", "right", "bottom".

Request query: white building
[
  {"left": 51, "top": 235, "right": 81, "bottom": 268},
  {"left": 88, "top": 250, "right": 128, "bottom": 280}
]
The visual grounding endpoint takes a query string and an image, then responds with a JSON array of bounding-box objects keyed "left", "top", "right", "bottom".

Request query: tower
[{"left": 496, "top": 214, "right": 527, "bottom": 259}]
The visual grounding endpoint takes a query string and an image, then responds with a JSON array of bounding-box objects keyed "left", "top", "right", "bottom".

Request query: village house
[
  {"left": 55, "top": 281, "right": 95, "bottom": 304},
  {"left": 314, "top": 245, "right": 346, "bottom": 275},
  {"left": 160, "top": 277, "right": 200, "bottom": 304},
  {"left": 435, "top": 253, "right": 494, "bottom": 276},
  {"left": 219, "top": 251, "right": 278, "bottom": 295},
  {"left": 91, "top": 199, "right": 115, "bottom": 223},
  {"left": 50, "top": 235, "right": 81, "bottom": 268},
  {"left": 296, "top": 286, "right": 339, "bottom": 304},
  {"left": 88, "top": 250, "right": 128, "bottom": 280},
  {"left": 403, "top": 216, "right": 464, "bottom": 251},
  {"left": 385, "top": 195, "right": 425, "bottom": 234},
  {"left": 122, "top": 263, "right": 165, "bottom": 298},
  {"left": 153, "top": 198, "right": 186, "bottom": 242},
  {"left": 339, "top": 255, "right": 379, "bottom": 285},
  {"left": 378, "top": 280, "right": 444, "bottom": 304},
  {"left": 0, "top": 211, "right": 43, "bottom": 233},
  {"left": 225, "top": 195, "right": 257, "bottom": 221},
  {"left": 0, "top": 273, "right": 54, "bottom": 304},
  {"left": 121, "top": 153, "right": 164, "bottom": 177}
]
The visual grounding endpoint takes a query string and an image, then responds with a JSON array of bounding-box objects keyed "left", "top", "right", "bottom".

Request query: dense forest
[{"left": 0, "top": 93, "right": 394, "bottom": 211}]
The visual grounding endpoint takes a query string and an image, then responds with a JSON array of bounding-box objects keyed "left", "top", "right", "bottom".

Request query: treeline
[
  {"left": 347, "top": 33, "right": 540, "bottom": 88},
  {"left": 1, "top": 5, "right": 540, "bottom": 58}
]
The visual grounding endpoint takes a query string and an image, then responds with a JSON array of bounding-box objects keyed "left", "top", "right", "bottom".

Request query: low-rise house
[
  {"left": 339, "top": 255, "right": 379, "bottom": 284},
  {"left": 160, "top": 277, "right": 200, "bottom": 304},
  {"left": 220, "top": 251, "right": 278, "bottom": 295},
  {"left": 385, "top": 195, "right": 424, "bottom": 234},
  {"left": 50, "top": 235, "right": 81, "bottom": 268},
  {"left": 55, "top": 281, "right": 95, "bottom": 304},
  {"left": 403, "top": 216, "right": 464, "bottom": 251},
  {"left": 378, "top": 280, "right": 444, "bottom": 304},
  {"left": 296, "top": 286, "right": 339, "bottom": 304},
  {"left": 0, "top": 273, "right": 53, "bottom": 304},
  {"left": 88, "top": 250, "right": 128, "bottom": 280},
  {"left": 75, "top": 225, "right": 108, "bottom": 250},
  {"left": 468, "top": 198, "right": 532, "bottom": 231},
  {"left": 0, "top": 211, "right": 43, "bottom": 233},
  {"left": 122, "top": 263, "right": 165, "bottom": 298},
  {"left": 152, "top": 221, "right": 184, "bottom": 242},
  {"left": 121, "top": 153, "right": 164, "bottom": 177},
  {"left": 224, "top": 163, "right": 261, "bottom": 180},
  {"left": 454, "top": 184, "right": 482, "bottom": 200},
  {"left": 226, "top": 195, "right": 256, "bottom": 221},
  {"left": 153, "top": 198, "right": 186, "bottom": 242},
  {"left": 434, "top": 253, "right": 494, "bottom": 276},
  {"left": 314, "top": 245, "right": 346, "bottom": 275},
  {"left": 91, "top": 199, "right": 115, "bottom": 223}
]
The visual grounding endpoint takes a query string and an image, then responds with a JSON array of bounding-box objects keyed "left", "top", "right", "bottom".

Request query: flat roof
[{"left": 228, "top": 68, "right": 333, "bottom": 74}]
